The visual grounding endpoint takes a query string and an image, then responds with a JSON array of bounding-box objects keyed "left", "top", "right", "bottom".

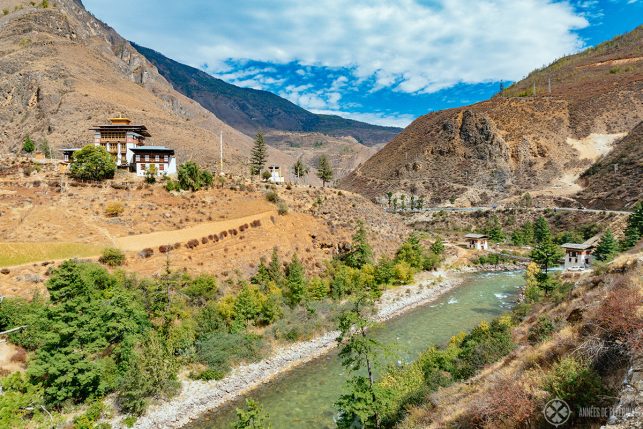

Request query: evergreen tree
[
  {"left": 430, "top": 237, "right": 445, "bottom": 255},
  {"left": 292, "top": 156, "right": 308, "bottom": 181},
  {"left": 534, "top": 216, "right": 551, "bottom": 243},
  {"left": 265, "top": 247, "right": 284, "bottom": 287},
  {"left": 385, "top": 192, "right": 393, "bottom": 208},
  {"left": 316, "top": 155, "right": 333, "bottom": 187},
  {"left": 530, "top": 238, "right": 564, "bottom": 273},
  {"left": 620, "top": 202, "right": 643, "bottom": 250},
  {"left": 521, "top": 221, "right": 535, "bottom": 245},
  {"left": 343, "top": 221, "right": 373, "bottom": 269},
  {"left": 250, "top": 133, "right": 267, "bottom": 176},
  {"left": 485, "top": 214, "right": 505, "bottom": 242},
  {"left": 594, "top": 229, "right": 618, "bottom": 262},
  {"left": 285, "top": 254, "right": 307, "bottom": 307},
  {"left": 251, "top": 258, "right": 272, "bottom": 292}
]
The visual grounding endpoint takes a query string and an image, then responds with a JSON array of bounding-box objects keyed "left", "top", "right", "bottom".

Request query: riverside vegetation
[
  {"left": 321, "top": 207, "right": 642, "bottom": 429},
  {"left": 0, "top": 223, "right": 443, "bottom": 428}
]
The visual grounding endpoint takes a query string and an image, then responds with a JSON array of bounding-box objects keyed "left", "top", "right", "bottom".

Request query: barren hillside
[
  {"left": 0, "top": 0, "right": 293, "bottom": 173},
  {"left": 340, "top": 26, "right": 643, "bottom": 207},
  {"left": 576, "top": 121, "right": 643, "bottom": 210}
]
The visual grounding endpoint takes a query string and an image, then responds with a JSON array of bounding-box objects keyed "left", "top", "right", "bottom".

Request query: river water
[{"left": 184, "top": 270, "right": 525, "bottom": 429}]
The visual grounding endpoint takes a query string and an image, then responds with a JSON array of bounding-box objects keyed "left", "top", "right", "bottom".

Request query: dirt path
[{"left": 114, "top": 210, "right": 277, "bottom": 251}]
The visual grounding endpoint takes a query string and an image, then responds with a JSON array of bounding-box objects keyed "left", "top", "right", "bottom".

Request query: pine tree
[
  {"left": 316, "top": 155, "right": 333, "bottom": 187},
  {"left": 292, "top": 156, "right": 309, "bottom": 182},
  {"left": 620, "top": 202, "right": 643, "bottom": 250},
  {"left": 430, "top": 237, "right": 445, "bottom": 255},
  {"left": 267, "top": 248, "right": 284, "bottom": 286},
  {"left": 594, "top": 229, "right": 618, "bottom": 262},
  {"left": 343, "top": 222, "right": 374, "bottom": 269},
  {"left": 521, "top": 221, "right": 535, "bottom": 245},
  {"left": 250, "top": 132, "right": 267, "bottom": 176},
  {"left": 285, "top": 254, "right": 307, "bottom": 307},
  {"left": 385, "top": 192, "right": 393, "bottom": 208},
  {"left": 485, "top": 214, "right": 505, "bottom": 242},
  {"left": 534, "top": 216, "right": 551, "bottom": 243},
  {"left": 530, "top": 238, "right": 564, "bottom": 273}
]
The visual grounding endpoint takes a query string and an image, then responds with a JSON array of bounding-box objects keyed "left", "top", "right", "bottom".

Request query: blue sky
[{"left": 84, "top": 0, "right": 642, "bottom": 127}]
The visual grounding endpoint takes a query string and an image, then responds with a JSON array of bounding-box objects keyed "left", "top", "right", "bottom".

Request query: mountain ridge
[{"left": 132, "top": 43, "right": 402, "bottom": 146}]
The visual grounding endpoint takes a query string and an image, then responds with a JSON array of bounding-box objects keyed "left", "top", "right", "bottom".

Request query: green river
[{"left": 185, "top": 270, "right": 525, "bottom": 429}]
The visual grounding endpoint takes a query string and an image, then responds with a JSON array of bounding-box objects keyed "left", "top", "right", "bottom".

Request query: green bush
[
  {"left": 527, "top": 315, "right": 556, "bottom": 344},
  {"left": 177, "top": 161, "right": 213, "bottom": 191},
  {"left": 22, "top": 136, "right": 35, "bottom": 153},
  {"left": 543, "top": 357, "right": 606, "bottom": 409},
  {"left": 117, "top": 332, "right": 179, "bottom": 415},
  {"left": 99, "top": 247, "right": 126, "bottom": 267},
  {"left": 69, "top": 145, "right": 116, "bottom": 181},
  {"left": 183, "top": 274, "right": 218, "bottom": 305},
  {"left": 196, "top": 331, "right": 264, "bottom": 375}
]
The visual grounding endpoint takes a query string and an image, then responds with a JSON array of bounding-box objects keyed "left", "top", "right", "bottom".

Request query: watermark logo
[{"left": 543, "top": 398, "right": 571, "bottom": 427}]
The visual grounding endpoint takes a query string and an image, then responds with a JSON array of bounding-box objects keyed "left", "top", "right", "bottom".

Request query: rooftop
[
  {"left": 465, "top": 233, "right": 488, "bottom": 239},
  {"left": 561, "top": 243, "right": 593, "bottom": 250},
  {"left": 130, "top": 146, "right": 175, "bottom": 152}
]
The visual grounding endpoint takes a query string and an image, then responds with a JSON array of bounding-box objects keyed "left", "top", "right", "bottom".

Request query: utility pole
[{"left": 533, "top": 81, "right": 536, "bottom": 96}]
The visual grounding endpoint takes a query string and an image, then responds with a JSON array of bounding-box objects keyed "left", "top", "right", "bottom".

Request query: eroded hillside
[
  {"left": 340, "top": 26, "right": 643, "bottom": 207},
  {"left": 576, "top": 121, "right": 643, "bottom": 210}
]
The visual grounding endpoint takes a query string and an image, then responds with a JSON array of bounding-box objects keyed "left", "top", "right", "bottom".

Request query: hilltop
[
  {"left": 0, "top": 0, "right": 293, "bottom": 173},
  {"left": 132, "top": 43, "right": 402, "bottom": 147},
  {"left": 340, "top": 26, "right": 643, "bottom": 208}
]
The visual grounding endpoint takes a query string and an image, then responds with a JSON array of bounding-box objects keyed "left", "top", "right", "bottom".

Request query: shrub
[
  {"left": 99, "top": 247, "right": 126, "bottom": 267},
  {"left": 393, "top": 261, "right": 414, "bottom": 284},
  {"left": 277, "top": 201, "right": 289, "bottom": 215},
  {"left": 183, "top": 274, "right": 218, "bottom": 305},
  {"left": 196, "top": 332, "right": 264, "bottom": 375},
  {"left": 189, "top": 368, "right": 225, "bottom": 381},
  {"left": 593, "top": 286, "right": 642, "bottom": 353},
  {"left": 104, "top": 201, "right": 124, "bottom": 217},
  {"left": 528, "top": 315, "right": 556, "bottom": 344},
  {"left": 467, "top": 377, "right": 536, "bottom": 428},
  {"left": 69, "top": 145, "right": 116, "bottom": 181},
  {"left": 177, "top": 161, "right": 213, "bottom": 191},
  {"left": 543, "top": 356, "right": 606, "bottom": 409},
  {"left": 117, "top": 332, "right": 179, "bottom": 416},
  {"left": 22, "top": 136, "right": 35, "bottom": 153},
  {"left": 265, "top": 191, "right": 279, "bottom": 203}
]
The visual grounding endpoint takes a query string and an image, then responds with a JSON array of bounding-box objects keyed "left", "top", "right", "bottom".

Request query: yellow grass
[{"left": 0, "top": 242, "right": 104, "bottom": 267}]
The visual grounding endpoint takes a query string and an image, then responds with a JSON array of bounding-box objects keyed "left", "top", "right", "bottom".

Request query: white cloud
[
  {"left": 85, "top": 0, "right": 589, "bottom": 94},
  {"left": 312, "top": 109, "right": 416, "bottom": 128}
]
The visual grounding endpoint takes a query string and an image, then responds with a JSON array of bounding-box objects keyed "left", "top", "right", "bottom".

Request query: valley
[{"left": 0, "top": 2, "right": 641, "bottom": 429}]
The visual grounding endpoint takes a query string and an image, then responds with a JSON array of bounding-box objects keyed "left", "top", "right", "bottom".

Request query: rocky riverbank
[
  {"left": 456, "top": 262, "right": 527, "bottom": 272},
  {"left": 115, "top": 272, "right": 463, "bottom": 429}
]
